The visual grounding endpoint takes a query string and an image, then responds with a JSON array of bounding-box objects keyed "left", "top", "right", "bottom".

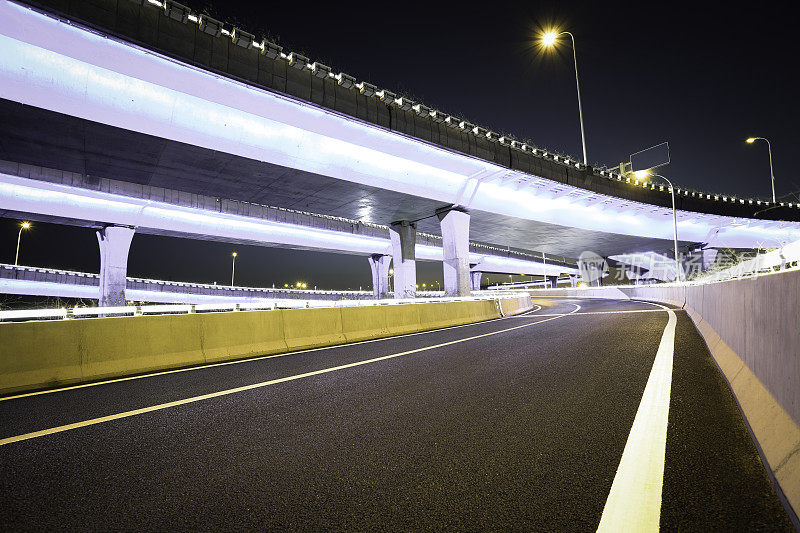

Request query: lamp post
[
  {"left": 541, "top": 30, "right": 588, "bottom": 165},
  {"left": 746, "top": 137, "right": 775, "bottom": 203},
  {"left": 14, "top": 221, "right": 31, "bottom": 266},
  {"left": 647, "top": 174, "right": 682, "bottom": 282},
  {"left": 230, "top": 252, "right": 237, "bottom": 286}
]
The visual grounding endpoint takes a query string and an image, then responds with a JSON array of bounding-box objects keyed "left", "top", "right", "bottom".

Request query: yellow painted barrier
[
  {"left": 0, "top": 319, "right": 83, "bottom": 394},
  {"left": 0, "top": 296, "right": 531, "bottom": 395},
  {"left": 81, "top": 313, "right": 205, "bottom": 381},
  {"left": 200, "top": 310, "right": 287, "bottom": 363},
  {"left": 384, "top": 303, "right": 422, "bottom": 336},
  {"left": 282, "top": 307, "right": 345, "bottom": 351},
  {"left": 500, "top": 296, "right": 529, "bottom": 316},
  {"left": 340, "top": 305, "right": 390, "bottom": 342}
]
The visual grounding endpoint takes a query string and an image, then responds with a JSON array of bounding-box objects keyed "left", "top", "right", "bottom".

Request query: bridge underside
[{"left": 0, "top": 99, "right": 688, "bottom": 258}]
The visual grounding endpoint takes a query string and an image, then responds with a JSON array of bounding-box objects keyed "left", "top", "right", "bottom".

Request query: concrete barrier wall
[
  {"left": 529, "top": 273, "right": 800, "bottom": 516},
  {"left": 0, "top": 296, "right": 531, "bottom": 396},
  {"left": 499, "top": 295, "right": 533, "bottom": 317}
]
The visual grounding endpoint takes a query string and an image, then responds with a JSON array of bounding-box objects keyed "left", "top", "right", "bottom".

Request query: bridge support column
[
  {"left": 547, "top": 275, "right": 559, "bottom": 289},
  {"left": 701, "top": 248, "right": 718, "bottom": 270},
  {"left": 437, "top": 208, "right": 470, "bottom": 297},
  {"left": 470, "top": 271, "right": 482, "bottom": 291},
  {"left": 96, "top": 225, "right": 134, "bottom": 307},
  {"left": 368, "top": 254, "right": 391, "bottom": 299},
  {"left": 389, "top": 221, "right": 417, "bottom": 299},
  {"left": 569, "top": 274, "right": 577, "bottom": 288}
]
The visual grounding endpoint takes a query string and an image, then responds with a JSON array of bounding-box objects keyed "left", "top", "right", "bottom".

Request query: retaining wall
[
  {"left": 0, "top": 296, "right": 531, "bottom": 396},
  {"left": 530, "top": 272, "right": 800, "bottom": 518}
]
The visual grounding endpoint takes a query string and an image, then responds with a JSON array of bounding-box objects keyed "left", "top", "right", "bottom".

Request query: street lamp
[
  {"left": 540, "top": 29, "right": 588, "bottom": 165},
  {"left": 645, "top": 173, "right": 682, "bottom": 282},
  {"left": 745, "top": 137, "right": 776, "bottom": 203},
  {"left": 388, "top": 268, "right": 394, "bottom": 293},
  {"left": 14, "top": 221, "right": 31, "bottom": 266},
  {"left": 230, "top": 252, "right": 237, "bottom": 286}
]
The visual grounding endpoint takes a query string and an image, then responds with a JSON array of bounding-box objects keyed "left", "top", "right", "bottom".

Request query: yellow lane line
[
  {"left": 1, "top": 305, "right": 543, "bottom": 402},
  {"left": 0, "top": 306, "right": 580, "bottom": 446}
]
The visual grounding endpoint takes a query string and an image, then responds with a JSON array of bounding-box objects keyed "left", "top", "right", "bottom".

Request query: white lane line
[
  {"left": 1, "top": 306, "right": 543, "bottom": 402},
  {"left": 508, "top": 308, "right": 675, "bottom": 318},
  {"left": 597, "top": 306, "right": 677, "bottom": 532},
  {"left": 0, "top": 306, "right": 580, "bottom": 446}
]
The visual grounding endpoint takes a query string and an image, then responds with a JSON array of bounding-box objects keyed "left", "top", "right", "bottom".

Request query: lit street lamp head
[
  {"left": 744, "top": 136, "right": 775, "bottom": 202},
  {"left": 541, "top": 31, "right": 559, "bottom": 47},
  {"left": 232, "top": 252, "right": 237, "bottom": 257},
  {"left": 15, "top": 221, "right": 32, "bottom": 266}
]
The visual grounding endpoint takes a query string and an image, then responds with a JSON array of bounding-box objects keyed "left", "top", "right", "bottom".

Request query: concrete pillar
[
  {"left": 368, "top": 254, "right": 390, "bottom": 299},
  {"left": 437, "top": 208, "right": 470, "bottom": 297},
  {"left": 389, "top": 221, "right": 417, "bottom": 298},
  {"left": 96, "top": 225, "right": 135, "bottom": 307},
  {"left": 547, "top": 275, "right": 559, "bottom": 289},
  {"left": 470, "top": 271, "right": 482, "bottom": 291},
  {"left": 569, "top": 274, "right": 577, "bottom": 288},
  {"left": 701, "top": 248, "right": 718, "bottom": 271}
]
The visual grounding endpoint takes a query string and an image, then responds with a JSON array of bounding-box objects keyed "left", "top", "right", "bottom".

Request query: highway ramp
[{"left": 0, "top": 298, "right": 793, "bottom": 530}]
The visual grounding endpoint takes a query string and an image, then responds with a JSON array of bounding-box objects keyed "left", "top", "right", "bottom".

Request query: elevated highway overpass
[
  {"left": 1, "top": 2, "right": 798, "bottom": 528},
  {"left": 1, "top": 0, "right": 799, "bottom": 304},
  {"left": 0, "top": 262, "right": 377, "bottom": 305},
  {"left": 0, "top": 262, "right": 554, "bottom": 304}
]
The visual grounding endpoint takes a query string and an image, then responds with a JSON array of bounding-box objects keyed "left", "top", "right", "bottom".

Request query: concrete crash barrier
[
  {"left": 0, "top": 296, "right": 532, "bottom": 396},
  {"left": 499, "top": 295, "right": 533, "bottom": 317},
  {"left": 529, "top": 272, "right": 800, "bottom": 518}
]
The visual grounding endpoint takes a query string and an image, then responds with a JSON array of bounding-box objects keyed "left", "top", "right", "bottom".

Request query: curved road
[{"left": 0, "top": 298, "right": 794, "bottom": 530}]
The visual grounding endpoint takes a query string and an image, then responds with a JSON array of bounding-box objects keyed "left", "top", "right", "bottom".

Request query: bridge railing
[{"left": 0, "top": 291, "right": 529, "bottom": 323}]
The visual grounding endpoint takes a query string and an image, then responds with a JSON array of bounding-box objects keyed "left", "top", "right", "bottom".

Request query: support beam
[
  {"left": 96, "top": 225, "right": 135, "bottom": 307},
  {"left": 437, "top": 208, "right": 471, "bottom": 297},
  {"left": 470, "top": 271, "right": 483, "bottom": 291},
  {"left": 368, "top": 254, "right": 390, "bottom": 299},
  {"left": 389, "top": 221, "right": 417, "bottom": 299},
  {"left": 547, "top": 275, "right": 559, "bottom": 289},
  {"left": 701, "top": 248, "right": 719, "bottom": 270},
  {"left": 569, "top": 274, "right": 578, "bottom": 288}
]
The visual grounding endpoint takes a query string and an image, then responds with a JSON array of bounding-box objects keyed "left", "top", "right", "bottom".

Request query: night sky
[{"left": 2, "top": 1, "right": 796, "bottom": 290}]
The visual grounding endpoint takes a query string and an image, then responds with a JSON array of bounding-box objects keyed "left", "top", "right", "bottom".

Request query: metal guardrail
[
  {"left": 0, "top": 291, "right": 529, "bottom": 323},
  {"left": 693, "top": 243, "right": 800, "bottom": 284},
  {"left": 0, "top": 263, "right": 375, "bottom": 300}
]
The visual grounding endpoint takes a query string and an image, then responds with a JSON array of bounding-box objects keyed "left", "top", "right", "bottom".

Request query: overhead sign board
[{"left": 630, "top": 142, "right": 670, "bottom": 172}]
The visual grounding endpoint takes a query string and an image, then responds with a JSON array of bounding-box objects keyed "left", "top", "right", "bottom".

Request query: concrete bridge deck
[
  {"left": 0, "top": 262, "right": 375, "bottom": 303},
  {"left": 3, "top": 0, "right": 799, "bottom": 261}
]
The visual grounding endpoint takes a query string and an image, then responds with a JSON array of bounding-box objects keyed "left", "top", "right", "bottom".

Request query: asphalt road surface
[{"left": 0, "top": 298, "right": 794, "bottom": 531}]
